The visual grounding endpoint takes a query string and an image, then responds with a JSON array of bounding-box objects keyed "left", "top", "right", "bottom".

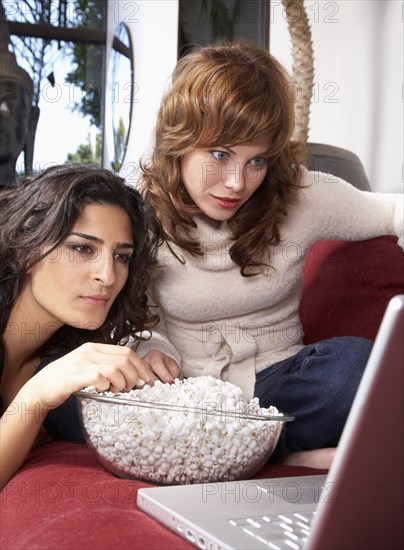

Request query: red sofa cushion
[
  {"left": 300, "top": 236, "right": 404, "bottom": 343},
  {"left": 0, "top": 441, "right": 327, "bottom": 550}
]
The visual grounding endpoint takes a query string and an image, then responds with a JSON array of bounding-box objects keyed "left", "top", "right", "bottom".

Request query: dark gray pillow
[{"left": 307, "top": 143, "right": 371, "bottom": 191}]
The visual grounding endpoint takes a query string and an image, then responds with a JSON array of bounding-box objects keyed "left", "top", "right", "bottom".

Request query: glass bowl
[{"left": 75, "top": 390, "right": 293, "bottom": 485}]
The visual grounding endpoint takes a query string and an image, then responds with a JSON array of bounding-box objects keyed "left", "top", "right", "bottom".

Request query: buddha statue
[{"left": 0, "top": 2, "right": 40, "bottom": 188}]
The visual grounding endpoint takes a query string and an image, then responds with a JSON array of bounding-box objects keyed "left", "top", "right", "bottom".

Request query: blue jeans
[{"left": 254, "top": 337, "right": 372, "bottom": 460}]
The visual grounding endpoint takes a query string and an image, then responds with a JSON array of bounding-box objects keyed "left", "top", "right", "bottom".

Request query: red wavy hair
[{"left": 140, "top": 40, "right": 305, "bottom": 275}]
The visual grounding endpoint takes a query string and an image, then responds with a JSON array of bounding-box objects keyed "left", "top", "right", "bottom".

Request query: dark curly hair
[{"left": 0, "top": 163, "right": 161, "bottom": 355}]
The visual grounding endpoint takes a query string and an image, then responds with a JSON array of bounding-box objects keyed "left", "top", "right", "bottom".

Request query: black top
[
  {"left": 35, "top": 354, "right": 85, "bottom": 443},
  {"left": 0, "top": 342, "right": 4, "bottom": 414},
  {"left": 0, "top": 346, "right": 84, "bottom": 444}
]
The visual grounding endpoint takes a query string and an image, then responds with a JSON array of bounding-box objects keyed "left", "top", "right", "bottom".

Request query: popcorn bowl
[{"left": 75, "top": 377, "right": 293, "bottom": 485}]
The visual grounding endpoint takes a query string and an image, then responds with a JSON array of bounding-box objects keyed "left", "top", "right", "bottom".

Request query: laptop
[{"left": 138, "top": 294, "right": 404, "bottom": 550}]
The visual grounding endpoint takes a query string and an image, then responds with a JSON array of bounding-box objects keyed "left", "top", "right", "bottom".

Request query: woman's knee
[
  {"left": 276, "top": 337, "right": 373, "bottom": 451},
  {"left": 308, "top": 336, "right": 372, "bottom": 379}
]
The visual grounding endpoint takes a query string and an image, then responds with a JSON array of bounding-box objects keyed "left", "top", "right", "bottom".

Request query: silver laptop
[{"left": 138, "top": 295, "right": 404, "bottom": 550}]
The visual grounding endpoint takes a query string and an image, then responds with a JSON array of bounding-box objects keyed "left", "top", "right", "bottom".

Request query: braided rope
[{"left": 281, "top": 0, "right": 314, "bottom": 143}]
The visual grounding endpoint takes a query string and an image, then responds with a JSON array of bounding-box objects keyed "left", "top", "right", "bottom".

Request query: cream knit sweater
[{"left": 134, "top": 168, "right": 403, "bottom": 399}]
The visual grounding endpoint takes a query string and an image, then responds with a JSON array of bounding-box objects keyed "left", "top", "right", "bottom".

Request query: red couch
[{"left": 1, "top": 235, "right": 403, "bottom": 550}]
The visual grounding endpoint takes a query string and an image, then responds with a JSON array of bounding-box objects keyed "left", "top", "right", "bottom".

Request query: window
[
  {"left": 178, "top": 0, "right": 269, "bottom": 57},
  {"left": 2, "top": 0, "right": 106, "bottom": 179}
]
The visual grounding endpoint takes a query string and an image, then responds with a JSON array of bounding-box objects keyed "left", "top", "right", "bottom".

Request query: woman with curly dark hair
[
  {"left": 135, "top": 40, "right": 403, "bottom": 469},
  {"left": 0, "top": 163, "right": 179, "bottom": 489}
]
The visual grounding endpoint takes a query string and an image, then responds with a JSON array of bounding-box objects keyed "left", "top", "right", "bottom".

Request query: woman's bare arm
[{"left": 0, "top": 342, "right": 152, "bottom": 490}]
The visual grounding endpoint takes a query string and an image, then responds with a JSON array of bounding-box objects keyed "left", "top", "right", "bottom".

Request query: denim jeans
[{"left": 254, "top": 336, "right": 373, "bottom": 459}]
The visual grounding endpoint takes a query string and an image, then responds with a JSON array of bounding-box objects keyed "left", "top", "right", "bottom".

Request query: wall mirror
[{"left": 106, "top": 22, "right": 133, "bottom": 172}]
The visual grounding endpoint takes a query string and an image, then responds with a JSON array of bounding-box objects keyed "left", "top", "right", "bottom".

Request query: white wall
[
  {"left": 270, "top": 0, "right": 403, "bottom": 193},
  {"left": 105, "top": 0, "right": 179, "bottom": 186}
]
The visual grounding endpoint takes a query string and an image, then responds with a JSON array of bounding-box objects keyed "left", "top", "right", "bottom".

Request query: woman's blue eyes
[
  {"left": 68, "top": 244, "right": 131, "bottom": 263},
  {"left": 211, "top": 150, "right": 229, "bottom": 161},
  {"left": 250, "top": 157, "right": 266, "bottom": 168},
  {"left": 210, "top": 150, "right": 266, "bottom": 168}
]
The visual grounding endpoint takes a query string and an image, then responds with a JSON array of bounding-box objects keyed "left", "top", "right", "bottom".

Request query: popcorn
[{"left": 76, "top": 376, "right": 286, "bottom": 484}]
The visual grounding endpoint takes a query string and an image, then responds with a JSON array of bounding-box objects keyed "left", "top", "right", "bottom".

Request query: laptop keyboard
[{"left": 228, "top": 511, "right": 317, "bottom": 550}]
